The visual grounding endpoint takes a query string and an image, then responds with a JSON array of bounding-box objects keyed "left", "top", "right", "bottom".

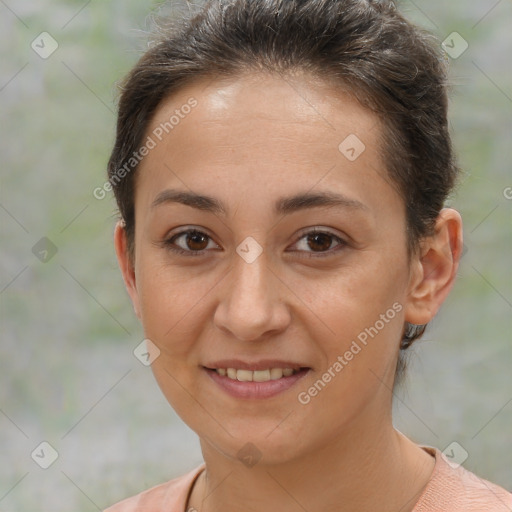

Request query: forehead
[
  {"left": 135, "top": 71, "right": 398, "bottom": 219},
  {"left": 146, "top": 71, "right": 380, "bottom": 148}
]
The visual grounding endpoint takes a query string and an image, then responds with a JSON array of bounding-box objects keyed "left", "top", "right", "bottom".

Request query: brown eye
[
  {"left": 291, "top": 229, "right": 347, "bottom": 257},
  {"left": 185, "top": 231, "right": 209, "bottom": 250},
  {"left": 307, "top": 232, "right": 333, "bottom": 252},
  {"left": 164, "top": 229, "right": 219, "bottom": 255}
]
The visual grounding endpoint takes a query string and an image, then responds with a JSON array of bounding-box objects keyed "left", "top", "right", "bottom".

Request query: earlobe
[
  {"left": 404, "top": 208, "right": 463, "bottom": 326},
  {"left": 113, "top": 221, "right": 141, "bottom": 319}
]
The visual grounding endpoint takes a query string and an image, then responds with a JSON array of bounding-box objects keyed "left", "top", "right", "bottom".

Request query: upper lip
[{"left": 203, "top": 359, "right": 310, "bottom": 371}]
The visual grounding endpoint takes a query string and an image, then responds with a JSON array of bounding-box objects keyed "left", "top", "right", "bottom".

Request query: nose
[{"left": 213, "top": 249, "right": 291, "bottom": 342}]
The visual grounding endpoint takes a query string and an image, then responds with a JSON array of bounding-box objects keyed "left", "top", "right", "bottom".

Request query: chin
[
  {"left": 219, "top": 437, "right": 303, "bottom": 468},
  {"left": 195, "top": 416, "right": 315, "bottom": 468}
]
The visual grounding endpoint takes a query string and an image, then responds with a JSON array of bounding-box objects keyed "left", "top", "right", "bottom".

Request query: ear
[
  {"left": 404, "top": 208, "right": 463, "bottom": 325},
  {"left": 114, "top": 221, "right": 141, "bottom": 319}
]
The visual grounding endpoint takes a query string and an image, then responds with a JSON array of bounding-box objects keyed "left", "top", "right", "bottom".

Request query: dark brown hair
[{"left": 107, "top": 0, "right": 459, "bottom": 378}]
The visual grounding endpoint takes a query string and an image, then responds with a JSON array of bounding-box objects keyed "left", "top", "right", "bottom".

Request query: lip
[{"left": 203, "top": 363, "right": 311, "bottom": 399}]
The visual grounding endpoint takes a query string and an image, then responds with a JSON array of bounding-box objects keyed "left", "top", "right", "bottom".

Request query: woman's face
[{"left": 118, "top": 72, "right": 424, "bottom": 464}]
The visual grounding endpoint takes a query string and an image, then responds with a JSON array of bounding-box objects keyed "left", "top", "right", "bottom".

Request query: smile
[
  {"left": 214, "top": 367, "right": 299, "bottom": 382},
  {"left": 203, "top": 363, "right": 310, "bottom": 399}
]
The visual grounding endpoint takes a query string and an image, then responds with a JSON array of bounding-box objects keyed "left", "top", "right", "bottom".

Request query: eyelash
[{"left": 162, "top": 228, "right": 347, "bottom": 258}]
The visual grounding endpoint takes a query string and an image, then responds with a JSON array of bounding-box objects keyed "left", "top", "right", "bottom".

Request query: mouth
[{"left": 203, "top": 361, "right": 311, "bottom": 399}]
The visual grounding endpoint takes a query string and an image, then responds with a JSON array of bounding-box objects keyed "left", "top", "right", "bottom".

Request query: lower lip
[{"left": 204, "top": 368, "right": 310, "bottom": 399}]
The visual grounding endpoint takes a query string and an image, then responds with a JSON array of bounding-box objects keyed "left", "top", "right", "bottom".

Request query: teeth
[
  {"left": 215, "top": 367, "right": 299, "bottom": 382},
  {"left": 236, "top": 369, "right": 253, "bottom": 382},
  {"left": 270, "top": 368, "right": 283, "bottom": 380},
  {"left": 253, "top": 370, "right": 270, "bottom": 382}
]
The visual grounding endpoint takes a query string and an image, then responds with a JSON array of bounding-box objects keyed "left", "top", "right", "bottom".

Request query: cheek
[
  {"left": 292, "top": 293, "right": 403, "bottom": 435},
  {"left": 289, "top": 250, "right": 407, "bottom": 335},
  {"left": 135, "top": 259, "right": 211, "bottom": 354},
  {"left": 288, "top": 254, "right": 407, "bottom": 395},
  {"left": 136, "top": 261, "right": 211, "bottom": 423}
]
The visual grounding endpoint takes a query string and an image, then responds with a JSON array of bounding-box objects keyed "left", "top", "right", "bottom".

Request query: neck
[{"left": 188, "top": 416, "right": 435, "bottom": 512}]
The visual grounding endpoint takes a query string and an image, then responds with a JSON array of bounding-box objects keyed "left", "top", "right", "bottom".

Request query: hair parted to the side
[{"left": 107, "top": 0, "right": 459, "bottom": 384}]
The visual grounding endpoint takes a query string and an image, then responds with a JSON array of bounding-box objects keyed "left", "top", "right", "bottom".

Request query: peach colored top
[{"left": 104, "top": 447, "right": 512, "bottom": 511}]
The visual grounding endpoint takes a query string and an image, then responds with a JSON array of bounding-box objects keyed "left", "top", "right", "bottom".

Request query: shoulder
[
  {"left": 413, "top": 446, "right": 512, "bottom": 512},
  {"left": 104, "top": 464, "right": 205, "bottom": 512}
]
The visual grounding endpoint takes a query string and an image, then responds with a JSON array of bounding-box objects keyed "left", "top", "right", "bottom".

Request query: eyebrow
[{"left": 150, "top": 188, "right": 368, "bottom": 216}]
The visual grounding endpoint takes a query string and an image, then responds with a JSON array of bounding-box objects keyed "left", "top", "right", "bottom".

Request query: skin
[{"left": 114, "top": 71, "right": 463, "bottom": 512}]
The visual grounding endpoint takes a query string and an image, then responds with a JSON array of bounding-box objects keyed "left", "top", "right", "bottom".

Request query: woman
[{"left": 105, "top": 0, "right": 512, "bottom": 510}]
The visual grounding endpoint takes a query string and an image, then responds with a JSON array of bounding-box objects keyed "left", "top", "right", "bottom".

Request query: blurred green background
[{"left": 1, "top": 1, "right": 511, "bottom": 510}]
